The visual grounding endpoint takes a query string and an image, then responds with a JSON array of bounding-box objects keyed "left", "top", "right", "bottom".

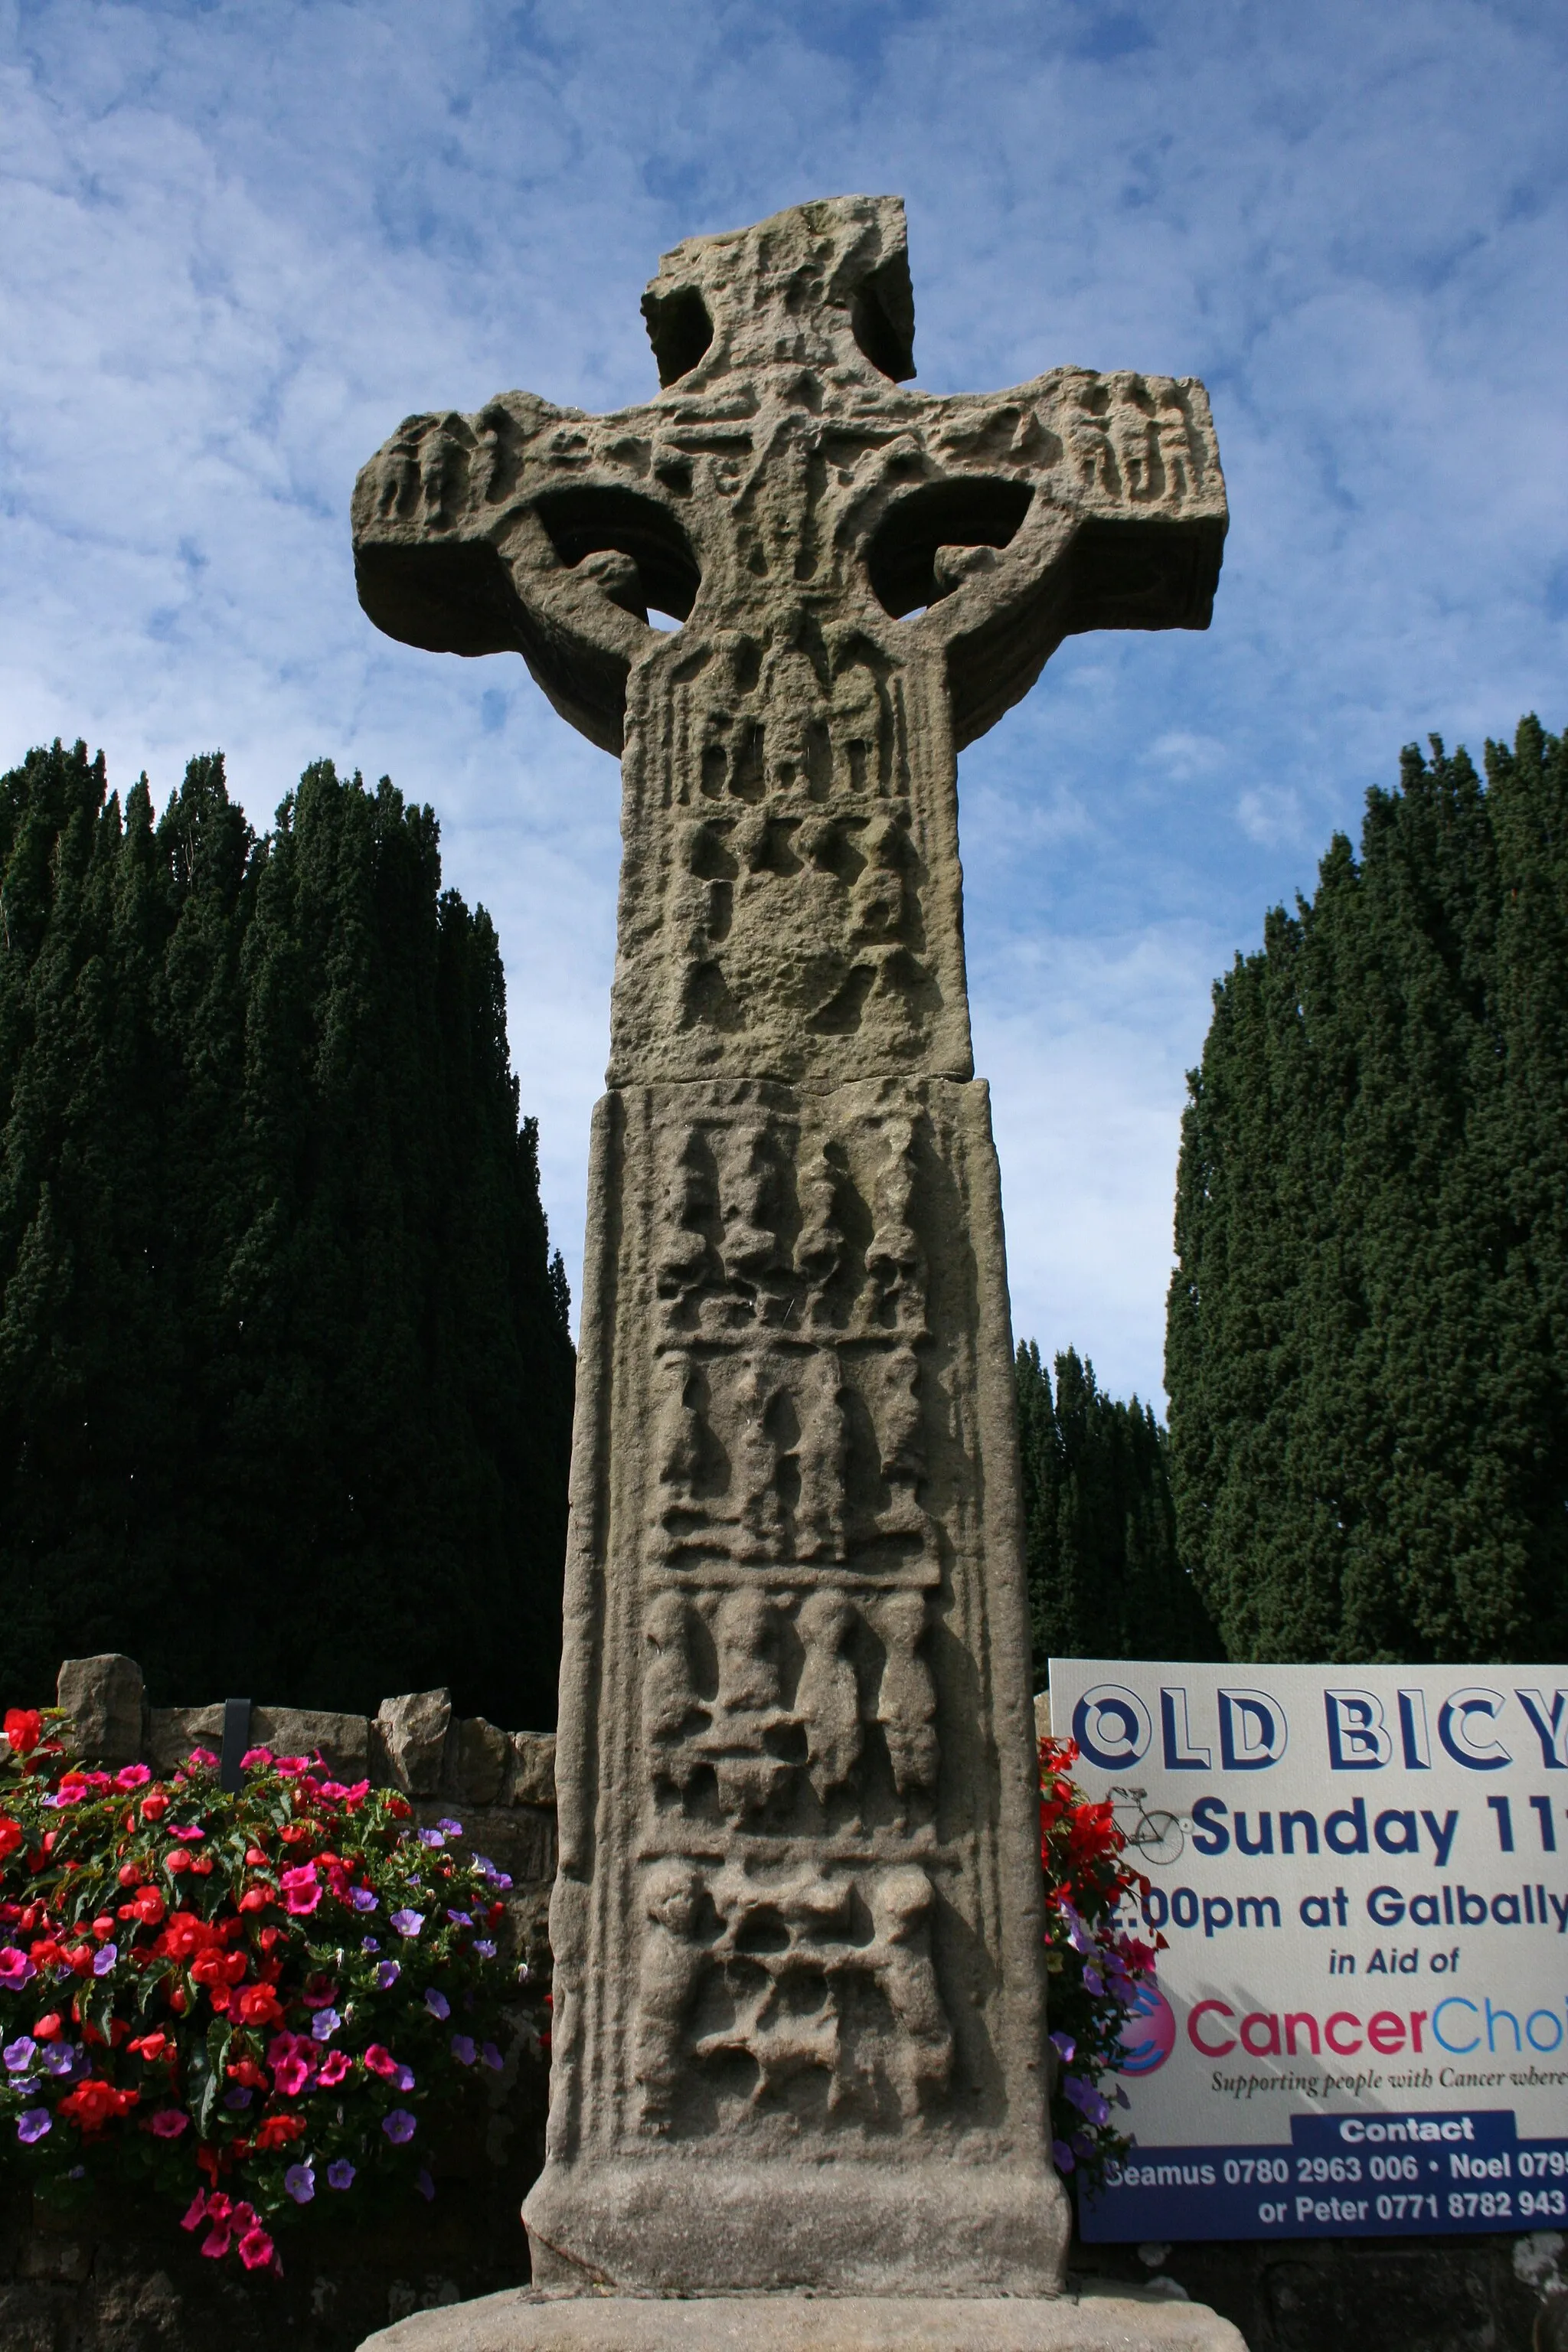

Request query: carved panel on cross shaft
[
  {"left": 639, "top": 1583, "right": 939, "bottom": 1841},
  {"left": 655, "top": 1106, "right": 928, "bottom": 1342},
  {"left": 631, "top": 1854, "right": 952, "bottom": 2138}
]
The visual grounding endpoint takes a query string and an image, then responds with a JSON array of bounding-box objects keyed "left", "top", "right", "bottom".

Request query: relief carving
[
  {"left": 632, "top": 1856, "right": 952, "bottom": 2132},
  {"left": 641, "top": 1580, "right": 938, "bottom": 1835}
]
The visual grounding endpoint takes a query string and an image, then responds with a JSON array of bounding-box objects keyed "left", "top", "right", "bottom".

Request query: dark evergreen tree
[
  {"left": 1167, "top": 715, "right": 1568, "bottom": 1664},
  {"left": 0, "top": 742, "right": 575, "bottom": 1726},
  {"left": 1017, "top": 1339, "right": 1220, "bottom": 1683}
]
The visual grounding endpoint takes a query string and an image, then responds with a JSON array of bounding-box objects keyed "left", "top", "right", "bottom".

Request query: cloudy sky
[{"left": 2, "top": 0, "right": 1563, "bottom": 1405}]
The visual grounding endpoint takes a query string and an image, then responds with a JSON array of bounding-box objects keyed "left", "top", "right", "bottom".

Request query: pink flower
[
  {"left": 274, "top": 1756, "right": 312, "bottom": 1778},
  {"left": 0, "top": 1947, "right": 36, "bottom": 1991},
  {"left": 168, "top": 1824, "right": 205, "bottom": 1843},
  {"left": 362, "top": 2043, "right": 400, "bottom": 2079},
  {"left": 186, "top": 1749, "right": 219, "bottom": 1768},
  {"left": 113, "top": 1764, "right": 151, "bottom": 1791},
  {"left": 240, "top": 1747, "right": 273, "bottom": 1770},
  {"left": 237, "top": 2225, "right": 275, "bottom": 2270},
  {"left": 280, "top": 1864, "right": 321, "bottom": 1916},
  {"left": 200, "top": 2224, "right": 232, "bottom": 2259},
  {"left": 181, "top": 2190, "right": 207, "bottom": 2231},
  {"left": 149, "top": 2109, "right": 189, "bottom": 2138},
  {"left": 315, "top": 2049, "right": 351, "bottom": 2089}
]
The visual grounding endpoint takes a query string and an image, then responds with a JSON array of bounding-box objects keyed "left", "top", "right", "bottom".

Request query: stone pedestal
[{"left": 359, "top": 2291, "right": 1247, "bottom": 2352}]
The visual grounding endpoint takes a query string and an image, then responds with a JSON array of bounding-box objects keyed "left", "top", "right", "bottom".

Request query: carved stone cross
[{"left": 354, "top": 195, "right": 1225, "bottom": 2299}]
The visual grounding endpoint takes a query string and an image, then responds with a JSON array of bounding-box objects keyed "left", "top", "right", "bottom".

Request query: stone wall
[{"left": 0, "top": 1656, "right": 557, "bottom": 2350}]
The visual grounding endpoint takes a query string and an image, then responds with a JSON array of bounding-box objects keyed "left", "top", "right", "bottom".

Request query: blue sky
[{"left": 2, "top": 0, "right": 1563, "bottom": 1405}]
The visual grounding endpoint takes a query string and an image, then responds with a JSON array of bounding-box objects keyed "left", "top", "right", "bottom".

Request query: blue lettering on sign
[
  {"left": 1080, "top": 2112, "right": 1568, "bottom": 2243},
  {"left": 1325, "top": 1690, "right": 1392, "bottom": 1770},
  {"left": 1439, "top": 1690, "right": 1511, "bottom": 1772},
  {"left": 1072, "top": 1684, "right": 1152, "bottom": 1770}
]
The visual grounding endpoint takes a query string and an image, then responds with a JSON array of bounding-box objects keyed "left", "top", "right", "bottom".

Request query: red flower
[
  {"left": 140, "top": 1795, "right": 168, "bottom": 1823},
  {"left": 59, "top": 2079, "right": 140, "bottom": 2135},
  {"left": 234, "top": 1983, "right": 283, "bottom": 2027},
  {"left": 4, "top": 1708, "right": 42, "bottom": 1756},
  {"left": 253, "top": 2112, "right": 305, "bottom": 2151},
  {"left": 0, "top": 1816, "right": 23, "bottom": 1861}
]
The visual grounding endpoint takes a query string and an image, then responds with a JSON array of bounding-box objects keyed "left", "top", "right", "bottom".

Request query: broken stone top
[{"left": 641, "top": 194, "right": 916, "bottom": 390}]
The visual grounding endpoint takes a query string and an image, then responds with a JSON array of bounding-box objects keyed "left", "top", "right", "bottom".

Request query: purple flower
[
  {"left": 417, "top": 1828, "right": 445, "bottom": 1850},
  {"left": 284, "top": 2163, "right": 315, "bottom": 2204},
  {"left": 486, "top": 1870, "right": 512, "bottom": 1891},
  {"left": 390, "top": 1909, "right": 424, "bottom": 1939},
  {"left": 17, "top": 2109, "right": 51, "bottom": 2145},
  {"left": 224, "top": 2086, "right": 253, "bottom": 2111},
  {"left": 374, "top": 1961, "right": 401, "bottom": 1991},
  {"left": 446, "top": 1909, "right": 472, "bottom": 1926},
  {"left": 474, "top": 1939, "right": 496, "bottom": 1958},
  {"left": 392, "top": 2062, "right": 415, "bottom": 2092},
  {"left": 327, "top": 2158, "right": 356, "bottom": 2190},
  {"left": 480, "top": 2041, "right": 503, "bottom": 2073},
  {"left": 416, "top": 2167, "right": 435, "bottom": 2200},
  {"left": 381, "top": 2109, "right": 416, "bottom": 2144},
  {"left": 424, "top": 1988, "right": 450, "bottom": 2020},
  {"left": 1049, "top": 2031, "right": 1076, "bottom": 2065},
  {"left": 1062, "top": 2075, "right": 1110, "bottom": 2129},
  {"left": 436, "top": 1818, "right": 462, "bottom": 1838},
  {"left": 1083, "top": 1964, "right": 1104, "bottom": 1998},
  {"left": 449, "top": 2035, "right": 475, "bottom": 2066},
  {"left": 93, "top": 1943, "right": 117, "bottom": 1977},
  {"left": 312, "top": 2008, "right": 342, "bottom": 2042},
  {"left": 1051, "top": 2138, "right": 1076, "bottom": 2174},
  {"left": 4, "top": 2037, "right": 38, "bottom": 2073},
  {"left": 351, "top": 1887, "right": 378, "bottom": 1913},
  {"left": 361, "top": 1936, "right": 381, "bottom": 1953},
  {"left": 41, "top": 2044, "right": 75, "bottom": 2078}
]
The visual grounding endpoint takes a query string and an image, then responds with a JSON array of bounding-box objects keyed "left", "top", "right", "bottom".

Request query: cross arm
[
  {"left": 851, "top": 366, "right": 1227, "bottom": 749},
  {"left": 351, "top": 393, "right": 697, "bottom": 755}
]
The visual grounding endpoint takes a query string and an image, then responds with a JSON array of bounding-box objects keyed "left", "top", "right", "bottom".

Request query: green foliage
[
  {"left": 0, "top": 742, "right": 574, "bottom": 1725},
  {"left": 1166, "top": 714, "right": 1568, "bottom": 1664},
  {"left": 1017, "top": 1341, "right": 1220, "bottom": 1677}
]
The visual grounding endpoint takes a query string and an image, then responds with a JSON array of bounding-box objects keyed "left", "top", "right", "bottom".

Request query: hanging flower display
[
  {"left": 0, "top": 1707, "right": 521, "bottom": 2270},
  {"left": 1038, "top": 1733, "right": 1166, "bottom": 2191}
]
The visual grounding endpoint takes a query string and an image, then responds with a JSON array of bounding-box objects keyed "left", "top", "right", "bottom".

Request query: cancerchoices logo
[{"left": 1119, "top": 1978, "right": 1177, "bottom": 2076}]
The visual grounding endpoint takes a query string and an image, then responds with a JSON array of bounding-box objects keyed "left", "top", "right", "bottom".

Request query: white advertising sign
[{"left": 1047, "top": 1659, "right": 1568, "bottom": 2242}]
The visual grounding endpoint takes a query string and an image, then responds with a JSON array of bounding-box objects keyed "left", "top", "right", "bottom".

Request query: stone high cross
[{"left": 354, "top": 197, "right": 1225, "bottom": 2299}]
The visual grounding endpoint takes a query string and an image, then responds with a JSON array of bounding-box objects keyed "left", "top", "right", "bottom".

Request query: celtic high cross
[{"left": 354, "top": 195, "right": 1225, "bottom": 2297}]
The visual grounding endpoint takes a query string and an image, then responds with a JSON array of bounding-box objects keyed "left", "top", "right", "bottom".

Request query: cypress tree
[
  {"left": 1017, "top": 1339, "right": 1220, "bottom": 1682},
  {"left": 0, "top": 743, "right": 574, "bottom": 1726},
  {"left": 1167, "top": 715, "right": 1568, "bottom": 1664}
]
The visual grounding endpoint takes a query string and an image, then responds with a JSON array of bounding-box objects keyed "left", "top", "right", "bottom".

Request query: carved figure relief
[
  {"left": 632, "top": 1855, "right": 952, "bottom": 2134},
  {"left": 639, "top": 1577, "right": 938, "bottom": 1836}
]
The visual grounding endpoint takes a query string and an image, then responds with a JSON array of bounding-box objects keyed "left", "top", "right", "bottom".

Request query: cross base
[{"left": 358, "top": 2288, "right": 1246, "bottom": 2352}]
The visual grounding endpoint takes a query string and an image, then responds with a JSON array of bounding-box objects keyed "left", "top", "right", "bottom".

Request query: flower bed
[
  {"left": 0, "top": 1704, "right": 531, "bottom": 2273},
  {"left": 1038, "top": 1733, "right": 1165, "bottom": 2190}
]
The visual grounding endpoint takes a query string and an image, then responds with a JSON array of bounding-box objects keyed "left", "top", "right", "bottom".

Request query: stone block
[
  {"left": 149, "top": 1707, "right": 224, "bottom": 1775},
  {"left": 455, "top": 1717, "right": 511, "bottom": 1805},
  {"left": 505, "top": 1733, "right": 555, "bottom": 1808},
  {"left": 55, "top": 1655, "right": 144, "bottom": 1768},
  {"left": 356, "top": 2290, "right": 1248, "bottom": 2352},
  {"left": 250, "top": 1704, "right": 371, "bottom": 1779},
  {"left": 376, "top": 1690, "right": 453, "bottom": 1795}
]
